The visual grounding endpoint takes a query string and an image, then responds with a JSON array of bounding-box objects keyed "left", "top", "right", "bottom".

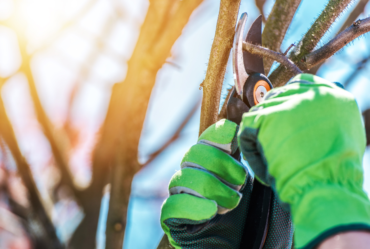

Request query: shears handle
[{"left": 226, "top": 73, "right": 273, "bottom": 249}]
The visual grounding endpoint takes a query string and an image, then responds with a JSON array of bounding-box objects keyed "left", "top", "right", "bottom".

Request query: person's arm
[{"left": 318, "top": 231, "right": 370, "bottom": 249}]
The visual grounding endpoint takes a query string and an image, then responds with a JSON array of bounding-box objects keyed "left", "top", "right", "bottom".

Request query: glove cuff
[{"left": 292, "top": 184, "right": 370, "bottom": 249}]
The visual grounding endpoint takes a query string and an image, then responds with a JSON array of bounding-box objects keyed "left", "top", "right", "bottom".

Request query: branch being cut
[
  {"left": 243, "top": 42, "right": 302, "bottom": 74},
  {"left": 303, "top": 17, "right": 370, "bottom": 69},
  {"left": 262, "top": 0, "right": 301, "bottom": 74},
  {"left": 198, "top": 0, "right": 242, "bottom": 135},
  {"left": 269, "top": 0, "right": 352, "bottom": 86}
]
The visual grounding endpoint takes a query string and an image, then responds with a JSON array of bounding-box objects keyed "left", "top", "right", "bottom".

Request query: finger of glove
[
  {"left": 169, "top": 168, "right": 241, "bottom": 213},
  {"left": 181, "top": 144, "right": 247, "bottom": 190},
  {"left": 198, "top": 119, "right": 238, "bottom": 154},
  {"left": 161, "top": 194, "right": 217, "bottom": 248}
]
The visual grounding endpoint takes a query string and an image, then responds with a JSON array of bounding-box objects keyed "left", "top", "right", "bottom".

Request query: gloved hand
[
  {"left": 160, "top": 119, "right": 293, "bottom": 249},
  {"left": 238, "top": 73, "right": 370, "bottom": 249}
]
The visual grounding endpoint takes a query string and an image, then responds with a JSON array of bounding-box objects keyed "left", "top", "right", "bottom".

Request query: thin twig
[
  {"left": 283, "top": 44, "right": 295, "bottom": 56},
  {"left": 243, "top": 42, "right": 302, "bottom": 74},
  {"left": 307, "top": 0, "right": 370, "bottom": 74},
  {"left": 262, "top": 0, "right": 302, "bottom": 74},
  {"left": 303, "top": 17, "right": 370, "bottom": 68},
  {"left": 342, "top": 55, "right": 370, "bottom": 88},
  {"left": 143, "top": 99, "right": 201, "bottom": 167},
  {"left": 269, "top": 0, "right": 353, "bottom": 86},
  {"left": 0, "top": 97, "right": 63, "bottom": 249}
]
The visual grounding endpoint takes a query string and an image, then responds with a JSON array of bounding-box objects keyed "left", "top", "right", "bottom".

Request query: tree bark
[
  {"left": 269, "top": 0, "right": 352, "bottom": 86},
  {"left": 198, "top": 0, "right": 242, "bottom": 135},
  {"left": 262, "top": 0, "right": 301, "bottom": 74},
  {"left": 102, "top": 1, "right": 204, "bottom": 248}
]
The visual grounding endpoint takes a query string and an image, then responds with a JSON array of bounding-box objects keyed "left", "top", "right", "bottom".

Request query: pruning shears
[{"left": 227, "top": 13, "right": 274, "bottom": 249}]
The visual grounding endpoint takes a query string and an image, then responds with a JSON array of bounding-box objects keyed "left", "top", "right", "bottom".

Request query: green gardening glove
[
  {"left": 160, "top": 119, "right": 293, "bottom": 249},
  {"left": 238, "top": 73, "right": 370, "bottom": 249}
]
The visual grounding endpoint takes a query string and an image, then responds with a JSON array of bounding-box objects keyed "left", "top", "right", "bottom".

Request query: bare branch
[
  {"left": 218, "top": 86, "right": 234, "bottom": 121},
  {"left": 262, "top": 0, "right": 302, "bottom": 74},
  {"left": 307, "top": 0, "right": 369, "bottom": 74},
  {"left": 99, "top": 1, "right": 204, "bottom": 248},
  {"left": 303, "top": 17, "right": 370, "bottom": 68},
  {"left": 19, "top": 47, "right": 81, "bottom": 201},
  {"left": 342, "top": 55, "right": 370, "bottom": 88},
  {"left": 199, "top": 0, "right": 242, "bottom": 135},
  {"left": 143, "top": 99, "right": 201, "bottom": 167},
  {"left": 243, "top": 42, "right": 302, "bottom": 74},
  {"left": 255, "top": 0, "right": 267, "bottom": 23},
  {"left": 0, "top": 96, "right": 63, "bottom": 249},
  {"left": 338, "top": 0, "right": 369, "bottom": 34},
  {"left": 269, "top": 0, "right": 352, "bottom": 86}
]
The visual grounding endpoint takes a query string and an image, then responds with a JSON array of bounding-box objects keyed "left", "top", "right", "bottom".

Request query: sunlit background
[{"left": 0, "top": 0, "right": 369, "bottom": 248}]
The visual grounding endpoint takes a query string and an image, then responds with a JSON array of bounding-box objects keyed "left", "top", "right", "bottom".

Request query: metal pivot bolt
[{"left": 253, "top": 80, "right": 271, "bottom": 105}]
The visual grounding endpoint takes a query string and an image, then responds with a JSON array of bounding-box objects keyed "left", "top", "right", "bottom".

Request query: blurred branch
[
  {"left": 255, "top": 0, "right": 267, "bottom": 23},
  {"left": 67, "top": 1, "right": 205, "bottom": 248},
  {"left": 19, "top": 47, "right": 81, "bottom": 201},
  {"left": 302, "top": 17, "right": 370, "bottom": 69},
  {"left": 307, "top": 0, "right": 369, "bottom": 74},
  {"left": 218, "top": 86, "right": 234, "bottom": 120},
  {"left": 0, "top": 96, "right": 63, "bottom": 249},
  {"left": 199, "top": 0, "right": 242, "bottom": 135},
  {"left": 5, "top": 1, "right": 81, "bottom": 204},
  {"left": 342, "top": 55, "right": 370, "bottom": 88},
  {"left": 269, "top": 0, "right": 352, "bottom": 86},
  {"left": 338, "top": 0, "right": 369, "bottom": 34},
  {"left": 143, "top": 99, "right": 201, "bottom": 167},
  {"left": 243, "top": 41, "right": 302, "bottom": 74},
  {"left": 262, "top": 0, "right": 301, "bottom": 74},
  {"left": 105, "top": 0, "right": 204, "bottom": 247}
]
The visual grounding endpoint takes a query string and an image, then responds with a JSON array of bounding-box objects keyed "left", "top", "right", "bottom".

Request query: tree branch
[
  {"left": 20, "top": 45, "right": 81, "bottom": 201},
  {"left": 198, "top": 0, "right": 242, "bottom": 135},
  {"left": 342, "top": 55, "right": 370, "bottom": 88},
  {"left": 306, "top": 0, "right": 369, "bottom": 74},
  {"left": 98, "top": 1, "right": 204, "bottom": 249},
  {"left": 262, "top": 0, "right": 302, "bottom": 74},
  {"left": 303, "top": 17, "right": 370, "bottom": 68},
  {"left": 243, "top": 41, "right": 302, "bottom": 74},
  {"left": 7, "top": 2, "right": 81, "bottom": 202},
  {"left": 0, "top": 96, "right": 63, "bottom": 249},
  {"left": 269, "top": 0, "right": 352, "bottom": 86},
  {"left": 255, "top": 0, "right": 267, "bottom": 23}
]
